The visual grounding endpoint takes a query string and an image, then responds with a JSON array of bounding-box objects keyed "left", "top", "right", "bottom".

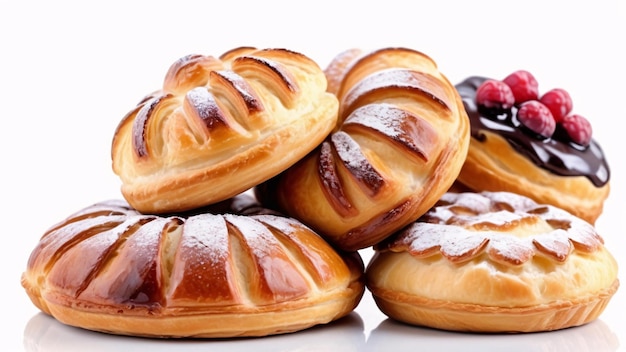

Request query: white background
[{"left": 1, "top": 1, "right": 625, "bottom": 351}]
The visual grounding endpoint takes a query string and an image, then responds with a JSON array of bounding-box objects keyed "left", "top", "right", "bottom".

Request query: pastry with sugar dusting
[
  {"left": 453, "top": 72, "right": 610, "bottom": 224},
  {"left": 21, "top": 194, "right": 365, "bottom": 338},
  {"left": 111, "top": 47, "right": 339, "bottom": 214},
  {"left": 366, "top": 191, "right": 619, "bottom": 333},
  {"left": 256, "top": 47, "right": 470, "bottom": 251}
]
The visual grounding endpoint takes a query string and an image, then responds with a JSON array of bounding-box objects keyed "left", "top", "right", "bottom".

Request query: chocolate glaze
[{"left": 456, "top": 76, "right": 610, "bottom": 187}]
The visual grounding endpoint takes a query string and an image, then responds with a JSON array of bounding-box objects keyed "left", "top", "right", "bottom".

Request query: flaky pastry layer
[
  {"left": 256, "top": 47, "right": 470, "bottom": 251},
  {"left": 366, "top": 191, "right": 619, "bottom": 332},
  {"left": 112, "top": 47, "right": 338, "bottom": 214},
  {"left": 457, "top": 131, "right": 610, "bottom": 224},
  {"left": 21, "top": 195, "right": 365, "bottom": 338}
]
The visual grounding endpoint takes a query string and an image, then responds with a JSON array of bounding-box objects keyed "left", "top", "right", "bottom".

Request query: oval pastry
[
  {"left": 255, "top": 47, "right": 470, "bottom": 251},
  {"left": 112, "top": 47, "right": 339, "bottom": 214},
  {"left": 21, "top": 194, "right": 365, "bottom": 338},
  {"left": 366, "top": 191, "right": 619, "bottom": 333},
  {"left": 454, "top": 75, "right": 610, "bottom": 224}
]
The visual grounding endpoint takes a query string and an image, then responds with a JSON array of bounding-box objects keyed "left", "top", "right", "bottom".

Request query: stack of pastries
[{"left": 22, "top": 46, "right": 618, "bottom": 338}]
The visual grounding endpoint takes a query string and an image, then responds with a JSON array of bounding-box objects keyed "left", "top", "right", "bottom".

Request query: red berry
[
  {"left": 540, "top": 88, "right": 573, "bottom": 122},
  {"left": 476, "top": 79, "right": 515, "bottom": 109},
  {"left": 502, "top": 70, "right": 539, "bottom": 103},
  {"left": 516, "top": 101, "right": 555, "bottom": 138},
  {"left": 561, "top": 114, "right": 592, "bottom": 146}
]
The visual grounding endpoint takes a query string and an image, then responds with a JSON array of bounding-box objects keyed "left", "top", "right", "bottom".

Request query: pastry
[
  {"left": 366, "top": 191, "right": 619, "bottom": 333},
  {"left": 21, "top": 194, "right": 365, "bottom": 338},
  {"left": 255, "top": 47, "right": 470, "bottom": 251},
  {"left": 454, "top": 72, "right": 610, "bottom": 224},
  {"left": 111, "top": 47, "right": 339, "bottom": 214}
]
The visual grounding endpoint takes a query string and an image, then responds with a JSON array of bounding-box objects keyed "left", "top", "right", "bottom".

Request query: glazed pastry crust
[
  {"left": 111, "top": 47, "right": 339, "bottom": 214},
  {"left": 21, "top": 196, "right": 365, "bottom": 338},
  {"left": 34, "top": 294, "right": 364, "bottom": 338},
  {"left": 457, "top": 130, "right": 610, "bottom": 224},
  {"left": 366, "top": 191, "right": 619, "bottom": 332},
  {"left": 256, "top": 47, "right": 470, "bottom": 251}
]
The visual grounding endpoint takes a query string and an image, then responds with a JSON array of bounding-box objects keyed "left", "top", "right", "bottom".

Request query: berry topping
[
  {"left": 503, "top": 70, "right": 539, "bottom": 103},
  {"left": 540, "top": 88, "right": 573, "bottom": 122},
  {"left": 476, "top": 79, "right": 515, "bottom": 109},
  {"left": 471, "top": 71, "right": 594, "bottom": 146},
  {"left": 516, "top": 101, "right": 555, "bottom": 138},
  {"left": 560, "top": 114, "right": 592, "bottom": 146}
]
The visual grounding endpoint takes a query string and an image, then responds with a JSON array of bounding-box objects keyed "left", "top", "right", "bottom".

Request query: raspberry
[
  {"left": 476, "top": 79, "right": 515, "bottom": 109},
  {"left": 516, "top": 101, "right": 555, "bottom": 138},
  {"left": 561, "top": 114, "right": 592, "bottom": 146},
  {"left": 502, "top": 70, "right": 539, "bottom": 104},
  {"left": 540, "top": 88, "right": 573, "bottom": 122}
]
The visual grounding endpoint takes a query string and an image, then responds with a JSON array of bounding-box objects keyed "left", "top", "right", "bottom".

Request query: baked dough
[
  {"left": 112, "top": 47, "right": 339, "bottom": 214},
  {"left": 454, "top": 76, "right": 610, "bottom": 224},
  {"left": 366, "top": 191, "right": 619, "bottom": 333},
  {"left": 21, "top": 194, "right": 365, "bottom": 338},
  {"left": 255, "top": 47, "right": 470, "bottom": 251}
]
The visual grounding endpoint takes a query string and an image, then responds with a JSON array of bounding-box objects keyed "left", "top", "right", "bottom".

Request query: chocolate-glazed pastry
[{"left": 453, "top": 73, "right": 610, "bottom": 224}]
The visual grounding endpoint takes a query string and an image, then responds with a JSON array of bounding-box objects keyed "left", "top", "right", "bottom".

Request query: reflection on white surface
[
  {"left": 24, "top": 312, "right": 366, "bottom": 352},
  {"left": 367, "top": 318, "right": 620, "bottom": 352},
  {"left": 24, "top": 307, "right": 622, "bottom": 352}
]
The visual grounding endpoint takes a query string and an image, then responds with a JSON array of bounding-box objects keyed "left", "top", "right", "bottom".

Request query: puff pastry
[
  {"left": 255, "top": 47, "right": 470, "bottom": 251},
  {"left": 21, "top": 194, "right": 365, "bottom": 338},
  {"left": 454, "top": 76, "right": 610, "bottom": 224},
  {"left": 366, "top": 191, "right": 619, "bottom": 333},
  {"left": 112, "top": 47, "right": 339, "bottom": 214}
]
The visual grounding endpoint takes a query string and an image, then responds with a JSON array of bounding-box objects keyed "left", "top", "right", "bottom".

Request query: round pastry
[
  {"left": 366, "top": 191, "right": 619, "bottom": 333},
  {"left": 454, "top": 73, "right": 610, "bottom": 224},
  {"left": 21, "top": 194, "right": 365, "bottom": 338},
  {"left": 255, "top": 47, "right": 470, "bottom": 251},
  {"left": 111, "top": 47, "right": 339, "bottom": 214}
]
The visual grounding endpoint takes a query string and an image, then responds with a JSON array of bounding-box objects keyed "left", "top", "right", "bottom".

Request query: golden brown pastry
[
  {"left": 366, "top": 191, "right": 619, "bottom": 333},
  {"left": 255, "top": 47, "right": 470, "bottom": 251},
  {"left": 21, "top": 194, "right": 365, "bottom": 338},
  {"left": 111, "top": 47, "right": 339, "bottom": 214},
  {"left": 454, "top": 74, "right": 610, "bottom": 224}
]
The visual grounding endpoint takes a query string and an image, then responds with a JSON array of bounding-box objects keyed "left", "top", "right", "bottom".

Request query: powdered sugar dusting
[
  {"left": 346, "top": 103, "right": 406, "bottom": 138},
  {"left": 331, "top": 132, "right": 371, "bottom": 174},
  {"left": 532, "top": 230, "right": 572, "bottom": 261},
  {"left": 179, "top": 214, "right": 229, "bottom": 267},
  {"left": 385, "top": 192, "right": 605, "bottom": 265},
  {"left": 343, "top": 68, "right": 449, "bottom": 115},
  {"left": 253, "top": 215, "right": 302, "bottom": 237},
  {"left": 331, "top": 131, "right": 384, "bottom": 193},
  {"left": 224, "top": 214, "right": 310, "bottom": 300},
  {"left": 225, "top": 214, "right": 277, "bottom": 253},
  {"left": 439, "top": 231, "right": 489, "bottom": 261}
]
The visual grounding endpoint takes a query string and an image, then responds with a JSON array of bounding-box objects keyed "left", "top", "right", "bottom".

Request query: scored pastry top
[
  {"left": 111, "top": 47, "right": 339, "bottom": 213},
  {"left": 23, "top": 196, "right": 362, "bottom": 313},
  {"left": 255, "top": 47, "right": 470, "bottom": 251}
]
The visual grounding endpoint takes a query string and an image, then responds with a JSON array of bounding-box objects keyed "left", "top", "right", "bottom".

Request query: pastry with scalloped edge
[{"left": 366, "top": 191, "right": 619, "bottom": 333}]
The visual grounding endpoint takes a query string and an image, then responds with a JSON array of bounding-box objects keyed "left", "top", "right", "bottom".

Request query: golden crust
[
  {"left": 366, "top": 191, "right": 619, "bottom": 332},
  {"left": 255, "top": 47, "right": 470, "bottom": 251},
  {"left": 369, "top": 280, "right": 618, "bottom": 333},
  {"left": 457, "top": 131, "right": 610, "bottom": 224},
  {"left": 21, "top": 195, "right": 365, "bottom": 338},
  {"left": 111, "top": 47, "right": 339, "bottom": 214}
]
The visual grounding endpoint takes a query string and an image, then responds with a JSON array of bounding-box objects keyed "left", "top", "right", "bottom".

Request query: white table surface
[{"left": 2, "top": 1, "right": 624, "bottom": 351}]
